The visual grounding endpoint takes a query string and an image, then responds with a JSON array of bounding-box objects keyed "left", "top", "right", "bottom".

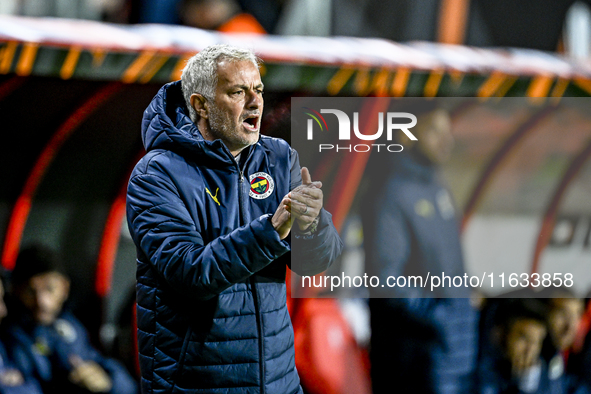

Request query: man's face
[
  {"left": 548, "top": 298, "right": 584, "bottom": 351},
  {"left": 415, "top": 109, "right": 454, "bottom": 165},
  {"left": 203, "top": 59, "right": 264, "bottom": 156},
  {"left": 505, "top": 318, "right": 547, "bottom": 373},
  {"left": 18, "top": 272, "right": 69, "bottom": 325}
]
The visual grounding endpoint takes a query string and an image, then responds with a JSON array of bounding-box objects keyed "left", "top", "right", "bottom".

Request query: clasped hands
[{"left": 272, "top": 167, "right": 322, "bottom": 240}]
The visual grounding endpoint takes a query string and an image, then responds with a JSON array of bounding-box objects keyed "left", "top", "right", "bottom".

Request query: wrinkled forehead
[
  {"left": 215, "top": 59, "right": 262, "bottom": 87},
  {"left": 28, "top": 272, "right": 68, "bottom": 289}
]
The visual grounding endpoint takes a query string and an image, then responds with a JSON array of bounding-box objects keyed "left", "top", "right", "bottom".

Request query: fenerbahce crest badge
[{"left": 249, "top": 172, "right": 274, "bottom": 199}]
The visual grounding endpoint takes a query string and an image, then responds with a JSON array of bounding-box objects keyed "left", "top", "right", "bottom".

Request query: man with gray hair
[{"left": 126, "top": 44, "right": 342, "bottom": 393}]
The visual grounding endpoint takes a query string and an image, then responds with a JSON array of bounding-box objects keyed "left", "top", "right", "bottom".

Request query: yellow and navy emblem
[
  {"left": 414, "top": 199, "right": 435, "bottom": 218},
  {"left": 249, "top": 172, "right": 274, "bottom": 199},
  {"left": 32, "top": 338, "right": 50, "bottom": 356}
]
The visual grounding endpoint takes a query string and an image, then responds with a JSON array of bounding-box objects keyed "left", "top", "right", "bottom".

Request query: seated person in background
[
  {"left": 179, "top": 0, "right": 267, "bottom": 33},
  {"left": 5, "top": 245, "right": 138, "bottom": 394},
  {"left": 567, "top": 295, "right": 591, "bottom": 388},
  {"left": 0, "top": 270, "right": 43, "bottom": 394},
  {"left": 478, "top": 298, "right": 589, "bottom": 394},
  {"left": 540, "top": 289, "right": 590, "bottom": 393}
]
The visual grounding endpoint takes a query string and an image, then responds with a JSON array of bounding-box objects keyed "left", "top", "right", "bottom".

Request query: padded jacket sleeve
[
  {"left": 288, "top": 148, "right": 343, "bottom": 276},
  {"left": 127, "top": 164, "right": 291, "bottom": 301}
]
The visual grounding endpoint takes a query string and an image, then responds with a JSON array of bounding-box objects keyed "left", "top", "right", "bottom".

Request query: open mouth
[{"left": 242, "top": 115, "right": 259, "bottom": 131}]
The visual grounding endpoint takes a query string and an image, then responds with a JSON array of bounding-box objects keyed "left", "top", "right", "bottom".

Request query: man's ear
[
  {"left": 60, "top": 275, "right": 70, "bottom": 301},
  {"left": 190, "top": 93, "right": 209, "bottom": 119}
]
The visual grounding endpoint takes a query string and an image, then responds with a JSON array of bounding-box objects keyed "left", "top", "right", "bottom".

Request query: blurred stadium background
[{"left": 2, "top": 1, "right": 591, "bottom": 392}]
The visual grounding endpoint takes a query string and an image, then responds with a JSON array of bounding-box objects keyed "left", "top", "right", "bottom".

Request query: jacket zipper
[
  {"left": 238, "top": 170, "right": 247, "bottom": 225},
  {"left": 238, "top": 166, "right": 266, "bottom": 394},
  {"left": 251, "top": 277, "right": 265, "bottom": 394}
]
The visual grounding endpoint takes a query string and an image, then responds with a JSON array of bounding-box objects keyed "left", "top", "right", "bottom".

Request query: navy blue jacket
[
  {"left": 6, "top": 311, "right": 137, "bottom": 394},
  {"left": 363, "top": 152, "right": 467, "bottom": 299},
  {"left": 363, "top": 152, "right": 478, "bottom": 394},
  {"left": 126, "top": 81, "right": 342, "bottom": 393},
  {"left": 0, "top": 339, "right": 43, "bottom": 394}
]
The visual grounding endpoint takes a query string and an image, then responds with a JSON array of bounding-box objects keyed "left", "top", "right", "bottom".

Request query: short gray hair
[{"left": 181, "top": 44, "right": 260, "bottom": 122}]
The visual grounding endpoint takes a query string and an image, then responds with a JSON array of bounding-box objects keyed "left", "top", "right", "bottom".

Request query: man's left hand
[{"left": 287, "top": 167, "right": 323, "bottom": 232}]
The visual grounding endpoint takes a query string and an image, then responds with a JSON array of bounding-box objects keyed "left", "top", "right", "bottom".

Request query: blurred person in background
[
  {"left": 568, "top": 294, "right": 591, "bottom": 389},
  {"left": 540, "top": 288, "right": 591, "bottom": 393},
  {"left": 119, "top": 0, "right": 271, "bottom": 31},
  {"left": 477, "top": 297, "right": 590, "bottom": 394},
  {"left": 5, "top": 245, "right": 138, "bottom": 394},
  {"left": 0, "top": 270, "right": 43, "bottom": 394},
  {"left": 362, "top": 104, "right": 479, "bottom": 394},
  {"left": 179, "top": 0, "right": 266, "bottom": 33},
  {"left": 544, "top": 292, "right": 585, "bottom": 357},
  {"left": 478, "top": 298, "right": 552, "bottom": 394}
]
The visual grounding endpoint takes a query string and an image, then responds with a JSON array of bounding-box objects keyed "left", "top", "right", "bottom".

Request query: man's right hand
[
  {"left": 271, "top": 196, "right": 292, "bottom": 240},
  {"left": 0, "top": 369, "right": 24, "bottom": 386},
  {"left": 69, "top": 356, "right": 112, "bottom": 393}
]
